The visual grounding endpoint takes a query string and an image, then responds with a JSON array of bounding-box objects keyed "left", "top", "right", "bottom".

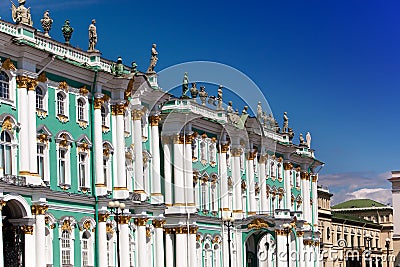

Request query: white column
[
  {"left": 259, "top": 156, "right": 267, "bottom": 214},
  {"left": 232, "top": 148, "right": 242, "bottom": 219},
  {"left": 276, "top": 232, "right": 287, "bottom": 267},
  {"left": 152, "top": 220, "right": 165, "bottom": 267},
  {"left": 150, "top": 116, "right": 163, "bottom": 203},
  {"left": 284, "top": 162, "right": 293, "bottom": 210},
  {"left": 297, "top": 232, "right": 305, "bottom": 267},
  {"left": 33, "top": 205, "right": 47, "bottom": 267},
  {"left": 119, "top": 216, "right": 131, "bottom": 267},
  {"left": 185, "top": 135, "right": 194, "bottom": 205},
  {"left": 175, "top": 228, "right": 188, "bottom": 267},
  {"left": 247, "top": 152, "right": 256, "bottom": 215},
  {"left": 220, "top": 144, "right": 229, "bottom": 216},
  {"left": 189, "top": 227, "right": 197, "bottom": 267},
  {"left": 16, "top": 77, "right": 29, "bottom": 174},
  {"left": 301, "top": 172, "right": 310, "bottom": 224},
  {"left": 234, "top": 230, "right": 243, "bottom": 267},
  {"left": 222, "top": 227, "right": 228, "bottom": 267},
  {"left": 132, "top": 109, "right": 145, "bottom": 196},
  {"left": 0, "top": 201, "right": 4, "bottom": 267},
  {"left": 135, "top": 218, "right": 148, "bottom": 267},
  {"left": 163, "top": 137, "right": 173, "bottom": 206},
  {"left": 165, "top": 228, "right": 174, "bottom": 267},
  {"left": 24, "top": 225, "right": 36, "bottom": 267},
  {"left": 311, "top": 175, "right": 318, "bottom": 230},
  {"left": 174, "top": 135, "right": 185, "bottom": 205},
  {"left": 97, "top": 214, "right": 108, "bottom": 267},
  {"left": 94, "top": 98, "right": 106, "bottom": 196},
  {"left": 28, "top": 84, "right": 38, "bottom": 175},
  {"left": 114, "top": 104, "right": 129, "bottom": 199}
]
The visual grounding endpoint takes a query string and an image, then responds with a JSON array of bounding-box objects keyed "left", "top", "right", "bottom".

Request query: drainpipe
[{"left": 90, "top": 70, "right": 99, "bottom": 266}]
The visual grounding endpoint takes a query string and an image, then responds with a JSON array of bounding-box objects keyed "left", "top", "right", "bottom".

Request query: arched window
[
  {"left": 81, "top": 230, "right": 93, "bottom": 266},
  {"left": 77, "top": 99, "right": 85, "bottom": 121},
  {"left": 36, "top": 87, "right": 44, "bottom": 109},
  {"left": 57, "top": 93, "right": 65, "bottom": 115},
  {"left": 0, "top": 71, "right": 10, "bottom": 99},
  {"left": 0, "top": 131, "right": 12, "bottom": 175},
  {"left": 61, "top": 230, "right": 72, "bottom": 266},
  {"left": 45, "top": 227, "right": 53, "bottom": 266},
  {"left": 101, "top": 106, "right": 106, "bottom": 126},
  {"left": 106, "top": 233, "right": 114, "bottom": 267},
  {"left": 59, "top": 148, "right": 67, "bottom": 184}
]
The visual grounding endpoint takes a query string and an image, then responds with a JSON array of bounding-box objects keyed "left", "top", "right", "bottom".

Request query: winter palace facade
[{"left": 0, "top": 6, "right": 323, "bottom": 267}]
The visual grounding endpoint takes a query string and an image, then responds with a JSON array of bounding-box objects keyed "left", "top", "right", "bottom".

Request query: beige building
[
  {"left": 318, "top": 187, "right": 395, "bottom": 267},
  {"left": 389, "top": 171, "right": 400, "bottom": 267}
]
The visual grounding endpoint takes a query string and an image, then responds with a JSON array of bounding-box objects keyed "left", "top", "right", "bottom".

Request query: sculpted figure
[
  {"left": 88, "top": 19, "right": 98, "bottom": 51},
  {"left": 257, "top": 102, "right": 263, "bottom": 120},
  {"left": 11, "top": 0, "right": 32, "bottom": 26},
  {"left": 62, "top": 20, "right": 74, "bottom": 45},
  {"left": 147, "top": 44, "right": 158, "bottom": 73},
  {"left": 226, "top": 101, "right": 233, "bottom": 113},
  {"left": 283, "top": 112, "right": 289, "bottom": 133},
  {"left": 299, "top": 133, "right": 305, "bottom": 145},
  {"left": 217, "top": 85, "right": 224, "bottom": 110},
  {"left": 306, "top": 132, "right": 311, "bottom": 148},
  {"left": 182, "top": 72, "right": 189, "bottom": 97},
  {"left": 190, "top": 82, "right": 198, "bottom": 98},
  {"left": 199, "top": 86, "right": 208, "bottom": 105},
  {"left": 40, "top": 10, "right": 53, "bottom": 37}
]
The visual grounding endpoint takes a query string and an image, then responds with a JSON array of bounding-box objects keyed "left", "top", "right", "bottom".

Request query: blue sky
[{"left": 1, "top": 0, "right": 399, "bottom": 204}]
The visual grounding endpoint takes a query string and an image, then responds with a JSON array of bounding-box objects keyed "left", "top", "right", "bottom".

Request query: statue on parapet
[
  {"left": 299, "top": 133, "right": 305, "bottom": 145},
  {"left": 306, "top": 132, "right": 311, "bottom": 148},
  {"left": 283, "top": 112, "right": 289, "bottom": 133},
  {"left": 147, "top": 44, "right": 158, "bottom": 73},
  {"left": 182, "top": 72, "right": 189, "bottom": 98},
  {"left": 88, "top": 19, "right": 98, "bottom": 52},
  {"left": 40, "top": 10, "right": 53, "bottom": 37},
  {"left": 11, "top": 0, "right": 32, "bottom": 26},
  {"left": 217, "top": 85, "right": 224, "bottom": 110},
  {"left": 257, "top": 102, "right": 263, "bottom": 121},
  {"left": 199, "top": 86, "right": 208, "bottom": 105},
  {"left": 62, "top": 20, "right": 74, "bottom": 45},
  {"left": 190, "top": 82, "right": 198, "bottom": 98}
]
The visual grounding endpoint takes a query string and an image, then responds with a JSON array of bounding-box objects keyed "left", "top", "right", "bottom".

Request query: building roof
[
  {"left": 332, "top": 199, "right": 386, "bottom": 209},
  {"left": 331, "top": 212, "right": 381, "bottom": 228}
]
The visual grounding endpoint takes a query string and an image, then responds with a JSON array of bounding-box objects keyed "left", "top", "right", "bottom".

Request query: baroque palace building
[
  {"left": 0, "top": 3, "right": 323, "bottom": 267},
  {"left": 318, "top": 188, "right": 396, "bottom": 267}
]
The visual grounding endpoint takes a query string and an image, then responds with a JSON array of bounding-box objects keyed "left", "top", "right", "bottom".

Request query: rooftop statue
[
  {"left": 257, "top": 101, "right": 262, "bottom": 121},
  {"left": 88, "top": 19, "right": 98, "bottom": 52},
  {"left": 182, "top": 72, "right": 189, "bottom": 98},
  {"left": 131, "top": 62, "right": 138, "bottom": 75},
  {"left": 199, "top": 86, "right": 208, "bottom": 105},
  {"left": 226, "top": 101, "right": 233, "bottom": 113},
  {"left": 11, "top": 0, "right": 32, "bottom": 26},
  {"left": 40, "top": 10, "right": 53, "bottom": 38},
  {"left": 242, "top": 106, "right": 248, "bottom": 115},
  {"left": 306, "top": 131, "right": 311, "bottom": 148},
  {"left": 111, "top": 57, "right": 124, "bottom": 77},
  {"left": 299, "top": 133, "right": 305, "bottom": 145},
  {"left": 283, "top": 111, "right": 289, "bottom": 133},
  {"left": 190, "top": 82, "right": 198, "bottom": 98},
  {"left": 147, "top": 44, "right": 158, "bottom": 73},
  {"left": 217, "top": 85, "right": 224, "bottom": 110},
  {"left": 62, "top": 20, "right": 74, "bottom": 45}
]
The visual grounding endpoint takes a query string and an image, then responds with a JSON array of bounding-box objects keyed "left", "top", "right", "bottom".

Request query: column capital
[
  {"left": 189, "top": 226, "right": 198, "bottom": 234},
  {"left": 27, "top": 78, "right": 38, "bottom": 91},
  {"left": 98, "top": 213, "right": 109, "bottom": 222},
  {"left": 311, "top": 175, "right": 318, "bottom": 182},
  {"left": 173, "top": 134, "right": 184, "bottom": 144},
  {"left": 185, "top": 134, "right": 194, "bottom": 144},
  {"left": 132, "top": 108, "right": 144, "bottom": 120},
  {"left": 220, "top": 143, "right": 230, "bottom": 153},
  {"left": 31, "top": 204, "right": 48, "bottom": 215},
  {"left": 21, "top": 225, "right": 34, "bottom": 235},
  {"left": 300, "top": 171, "right": 310, "bottom": 180},
  {"left": 0, "top": 200, "right": 6, "bottom": 210},
  {"left": 111, "top": 103, "right": 126, "bottom": 116},
  {"left": 303, "top": 239, "right": 313, "bottom": 246},
  {"left": 16, "top": 76, "right": 31, "bottom": 89},
  {"left": 231, "top": 148, "right": 242, "bottom": 157},
  {"left": 258, "top": 155, "right": 267, "bottom": 164},
  {"left": 247, "top": 151, "right": 256, "bottom": 160},
  {"left": 283, "top": 162, "right": 293, "bottom": 170},
  {"left": 94, "top": 97, "right": 105, "bottom": 109},
  {"left": 175, "top": 226, "right": 189, "bottom": 234},
  {"left": 134, "top": 217, "right": 148, "bottom": 226},
  {"left": 149, "top": 115, "right": 161, "bottom": 126},
  {"left": 152, "top": 219, "right": 166, "bottom": 228},
  {"left": 164, "top": 228, "right": 174, "bottom": 234},
  {"left": 296, "top": 231, "right": 304, "bottom": 237},
  {"left": 117, "top": 215, "right": 131, "bottom": 224}
]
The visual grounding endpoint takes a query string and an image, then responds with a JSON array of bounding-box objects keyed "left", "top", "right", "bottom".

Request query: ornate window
[
  {"left": 78, "top": 153, "right": 88, "bottom": 189},
  {"left": 106, "top": 233, "right": 115, "bottom": 267},
  {"left": 77, "top": 98, "right": 85, "bottom": 121},
  {"left": 37, "top": 144, "right": 45, "bottom": 179},
  {"left": 59, "top": 149, "right": 67, "bottom": 184},
  {"left": 57, "top": 92, "right": 65, "bottom": 115},
  {"left": 61, "top": 230, "right": 72, "bottom": 266},
  {"left": 56, "top": 132, "right": 73, "bottom": 187},
  {"left": 36, "top": 87, "right": 44, "bottom": 109},
  {"left": 0, "top": 131, "right": 12, "bottom": 175},
  {"left": 103, "top": 142, "right": 113, "bottom": 191},
  {"left": 81, "top": 230, "right": 94, "bottom": 266},
  {"left": 101, "top": 104, "right": 110, "bottom": 132},
  {"left": 0, "top": 71, "right": 10, "bottom": 99}
]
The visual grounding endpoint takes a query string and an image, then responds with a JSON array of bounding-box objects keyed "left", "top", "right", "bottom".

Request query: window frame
[{"left": 56, "top": 90, "right": 69, "bottom": 122}]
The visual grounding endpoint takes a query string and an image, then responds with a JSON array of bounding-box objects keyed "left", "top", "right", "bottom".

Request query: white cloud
[
  {"left": 319, "top": 171, "right": 393, "bottom": 205},
  {"left": 345, "top": 188, "right": 392, "bottom": 205}
]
